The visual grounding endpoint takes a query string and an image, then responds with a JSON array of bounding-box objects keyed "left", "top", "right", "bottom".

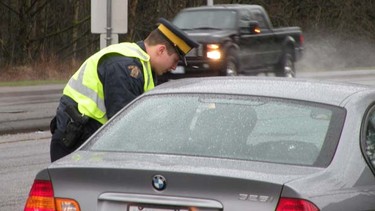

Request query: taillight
[
  {"left": 300, "top": 34, "right": 304, "bottom": 46},
  {"left": 276, "top": 197, "right": 319, "bottom": 211},
  {"left": 24, "top": 180, "right": 55, "bottom": 211},
  {"left": 24, "top": 180, "right": 81, "bottom": 211}
]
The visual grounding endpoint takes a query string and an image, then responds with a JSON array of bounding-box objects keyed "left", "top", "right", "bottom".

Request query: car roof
[
  {"left": 150, "top": 77, "right": 372, "bottom": 106},
  {"left": 182, "top": 4, "right": 262, "bottom": 11}
]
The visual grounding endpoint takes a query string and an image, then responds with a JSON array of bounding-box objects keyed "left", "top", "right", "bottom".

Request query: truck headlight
[{"left": 206, "top": 44, "right": 221, "bottom": 60}]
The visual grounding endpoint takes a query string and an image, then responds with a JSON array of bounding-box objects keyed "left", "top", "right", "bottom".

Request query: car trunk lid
[{"left": 49, "top": 151, "right": 321, "bottom": 210}]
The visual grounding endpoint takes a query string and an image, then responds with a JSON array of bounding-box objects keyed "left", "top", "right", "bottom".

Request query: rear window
[
  {"left": 173, "top": 10, "right": 237, "bottom": 30},
  {"left": 85, "top": 94, "right": 345, "bottom": 167}
]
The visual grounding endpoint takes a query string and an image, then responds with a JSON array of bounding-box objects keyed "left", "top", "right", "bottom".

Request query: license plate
[
  {"left": 171, "top": 66, "right": 185, "bottom": 74},
  {"left": 129, "top": 205, "right": 188, "bottom": 211}
]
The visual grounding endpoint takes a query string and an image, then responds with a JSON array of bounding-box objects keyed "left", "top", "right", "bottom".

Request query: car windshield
[
  {"left": 85, "top": 94, "right": 345, "bottom": 167},
  {"left": 173, "top": 10, "right": 237, "bottom": 30}
]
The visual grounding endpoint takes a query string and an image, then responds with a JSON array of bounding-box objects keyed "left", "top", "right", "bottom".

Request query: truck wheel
[
  {"left": 222, "top": 49, "right": 239, "bottom": 76},
  {"left": 275, "top": 52, "right": 295, "bottom": 78}
]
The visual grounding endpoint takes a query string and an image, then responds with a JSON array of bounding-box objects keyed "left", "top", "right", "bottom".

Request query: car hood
[
  {"left": 183, "top": 29, "right": 237, "bottom": 43},
  {"left": 47, "top": 151, "right": 322, "bottom": 210}
]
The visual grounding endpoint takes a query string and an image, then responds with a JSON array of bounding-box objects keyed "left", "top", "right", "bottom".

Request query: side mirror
[{"left": 249, "top": 21, "right": 261, "bottom": 34}]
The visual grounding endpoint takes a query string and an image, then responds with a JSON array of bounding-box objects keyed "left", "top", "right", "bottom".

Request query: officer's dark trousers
[
  {"left": 50, "top": 129, "right": 73, "bottom": 162},
  {"left": 50, "top": 120, "right": 100, "bottom": 162},
  {"left": 50, "top": 98, "right": 72, "bottom": 162},
  {"left": 49, "top": 96, "right": 101, "bottom": 162},
  {"left": 50, "top": 118, "right": 102, "bottom": 162}
]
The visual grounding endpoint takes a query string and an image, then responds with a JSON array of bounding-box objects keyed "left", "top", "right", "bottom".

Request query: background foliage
[{"left": 0, "top": 0, "right": 374, "bottom": 80}]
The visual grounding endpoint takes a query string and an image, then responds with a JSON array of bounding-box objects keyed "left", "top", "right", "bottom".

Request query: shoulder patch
[{"left": 128, "top": 65, "right": 141, "bottom": 78}]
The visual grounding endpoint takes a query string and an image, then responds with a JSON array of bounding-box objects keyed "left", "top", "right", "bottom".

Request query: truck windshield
[{"left": 173, "top": 10, "right": 237, "bottom": 30}]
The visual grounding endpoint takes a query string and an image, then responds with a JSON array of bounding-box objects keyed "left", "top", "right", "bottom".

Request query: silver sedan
[{"left": 24, "top": 77, "right": 375, "bottom": 211}]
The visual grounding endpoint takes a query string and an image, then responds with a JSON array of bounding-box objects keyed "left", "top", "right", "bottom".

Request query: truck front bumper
[{"left": 158, "top": 59, "right": 225, "bottom": 84}]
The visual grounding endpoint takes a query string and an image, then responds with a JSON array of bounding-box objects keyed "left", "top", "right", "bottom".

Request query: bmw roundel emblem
[{"left": 152, "top": 175, "right": 167, "bottom": 191}]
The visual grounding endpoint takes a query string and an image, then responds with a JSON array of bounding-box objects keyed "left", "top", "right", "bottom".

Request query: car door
[
  {"left": 239, "top": 8, "right": 278, "bottom": 70},
  {"left": 238, "top": 8, "right": 257, "bottom": 70}
]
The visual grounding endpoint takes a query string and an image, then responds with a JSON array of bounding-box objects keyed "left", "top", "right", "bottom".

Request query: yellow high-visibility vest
[{"left": 63, "top": 43, "right": 154, "bottom": 124}]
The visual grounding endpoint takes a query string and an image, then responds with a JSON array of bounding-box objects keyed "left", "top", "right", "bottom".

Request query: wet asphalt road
[
  {"left": 0, "top": 85, "right": 61, "bottom": 210},
  {"left": 0, "top": 132, "right": 50, "bottom": 210},
  {"left": 0, "top": 84, "right": 63, "bottom": 135}
]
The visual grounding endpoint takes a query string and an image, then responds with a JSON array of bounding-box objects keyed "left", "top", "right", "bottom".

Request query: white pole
[
  {"left": 207, "top": 0, "right": 213, "bottom": 6},
  {"left": 106, "top": 0, "right": 112, "bottom": 46}
]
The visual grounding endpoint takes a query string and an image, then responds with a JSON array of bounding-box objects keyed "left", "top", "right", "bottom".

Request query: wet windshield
[
  {"left": 86, "top": 94, "right": 345, "bottom": 167},
  {"left": 173, "top": 10, "right": 237, "bottom": 30}
]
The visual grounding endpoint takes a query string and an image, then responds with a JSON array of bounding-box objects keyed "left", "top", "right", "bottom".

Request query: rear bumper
[{"left": 295, "top": 46, "right": 304, "bottom": 61}]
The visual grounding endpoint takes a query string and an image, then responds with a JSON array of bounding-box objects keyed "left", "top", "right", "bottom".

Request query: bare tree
[{"left": 0, "top": 0, "right": 374, "bottom": 72}]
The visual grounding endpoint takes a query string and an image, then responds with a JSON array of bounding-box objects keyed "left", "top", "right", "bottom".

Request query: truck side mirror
[{"left": 249, "top": 21, "right": 261, "bottom": 34}]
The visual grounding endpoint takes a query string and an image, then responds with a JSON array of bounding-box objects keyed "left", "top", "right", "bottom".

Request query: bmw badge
[{"left": 152, "top": 175, "right": 167, "bottom": 191}]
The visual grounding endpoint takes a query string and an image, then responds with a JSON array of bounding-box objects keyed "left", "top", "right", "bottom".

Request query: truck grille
[{"left": 186, "top": 44, "right": 203, "bottom": 57}]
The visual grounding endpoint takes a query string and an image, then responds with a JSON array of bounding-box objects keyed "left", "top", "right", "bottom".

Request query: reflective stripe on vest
[{"left": 63, "top": 43, "right": 154, "bottom": 124}]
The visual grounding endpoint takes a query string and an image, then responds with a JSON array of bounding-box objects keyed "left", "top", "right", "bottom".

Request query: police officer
[{"left": 50, "top": 18, "right": 198, "bottom": 162}]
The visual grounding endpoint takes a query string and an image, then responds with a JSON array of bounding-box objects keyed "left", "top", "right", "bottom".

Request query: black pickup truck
[{"left": 158, "top": 4, "right": 304, "bottom": 83}]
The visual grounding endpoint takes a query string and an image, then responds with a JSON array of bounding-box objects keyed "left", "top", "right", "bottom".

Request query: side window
[
  {"left": 239, "top": 9, "right": 251, "bottom": 22},
  {"left": 250, "top": 9, "right": 268, "bottom": 29},
  {"left": 363, "top": 107, "right": 375, "bottom": 173},
  {"left": 239, "top": 9, "right": 251, "bottom": 33}
]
